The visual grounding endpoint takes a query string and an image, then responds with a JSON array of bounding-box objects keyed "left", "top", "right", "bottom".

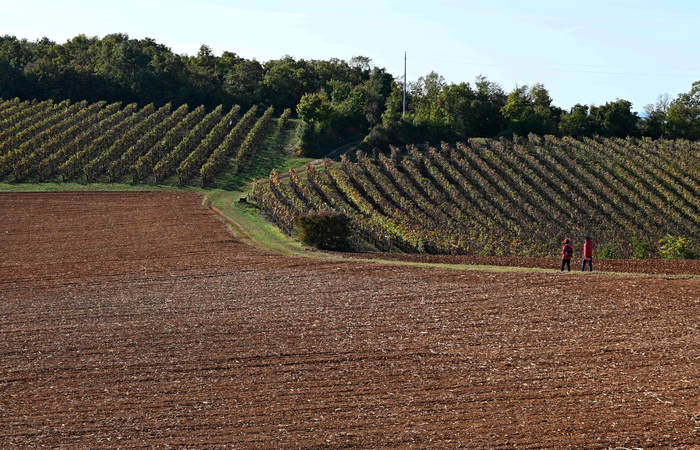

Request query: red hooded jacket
[
  {"left": 583, "top": 239, "right": 593, "bottom": 259},
  {"left": 561, "top": 243, "right": 573, "bottom": 260}
]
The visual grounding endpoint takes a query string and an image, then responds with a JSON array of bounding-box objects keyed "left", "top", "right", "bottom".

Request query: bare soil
[{"left": 1, "top": 192, "right": 698, "bottom": 447}]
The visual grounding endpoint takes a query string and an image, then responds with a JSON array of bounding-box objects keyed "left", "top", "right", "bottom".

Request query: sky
[{"left": 2, "top": 0, "right": 698, "bottom": 111}]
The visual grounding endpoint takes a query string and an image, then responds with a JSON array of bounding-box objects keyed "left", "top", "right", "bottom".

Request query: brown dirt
[{"left": 1, "top": 192, "right": 698, "bottom": 447}]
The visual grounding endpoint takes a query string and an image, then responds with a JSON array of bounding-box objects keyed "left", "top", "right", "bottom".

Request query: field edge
[{"left": 1, "top": 183, "right": 696, "bottom": 278}]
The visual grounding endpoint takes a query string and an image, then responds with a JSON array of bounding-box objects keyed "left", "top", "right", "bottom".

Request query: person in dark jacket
[
  {"left": 561, "top": 238, "right": 573, "bottom": 271},
  {"left": 581, "top": 236, "right": 593, "bottom": 271}
]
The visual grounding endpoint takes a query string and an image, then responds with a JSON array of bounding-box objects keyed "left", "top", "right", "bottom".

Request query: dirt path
[
  {"left": 337, "top": 252, "right": 700, "bottom": 276},
  {"left": 1, "top": 192, "right": 698, "bottom": 447}
]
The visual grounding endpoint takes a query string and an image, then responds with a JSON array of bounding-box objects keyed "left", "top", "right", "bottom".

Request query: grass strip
[{"left": 2, "top": 181, "right": 696, "bottom": 279}]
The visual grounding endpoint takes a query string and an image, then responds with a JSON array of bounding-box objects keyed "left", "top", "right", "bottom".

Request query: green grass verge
[
  {"left": 2, "top": 180, "right": 696, "bottom": 279},
  {"left": 205, "top": 188, "right": 318, "bottom": 257},
  {"left": 205, "top": 189, "right": 698, "bottom": 278},
  {"left": 345, "top": 257, "right": 697, "bottom": 278},
  {"left": 204, "top": 188, "right": 560, "bottom": 271}
]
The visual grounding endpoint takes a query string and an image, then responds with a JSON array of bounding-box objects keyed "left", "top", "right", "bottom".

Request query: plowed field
[{"left": 1, "top": 192, "right": 698, "bottom": 447}]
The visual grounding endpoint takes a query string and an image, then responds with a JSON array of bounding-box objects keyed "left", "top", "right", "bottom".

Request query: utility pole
[{"left": 402, "top": 51, "right": 407, "bottom": 116}]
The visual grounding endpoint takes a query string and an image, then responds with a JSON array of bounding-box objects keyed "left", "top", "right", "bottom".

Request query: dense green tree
[
  {"left": 337, "top": 86, "right": 369, "bottom": 122},
  {"left": 327, "top": 79, "right": 353, "bottom": 104},
  {"left": 590, "top": 99, "right": 639, "bottom": 137},
  {"left": 139, "top": 38, "right": 187, "bottom": 104},
  {"left": 297, "top": 91, "right": 332, "bottom": 124},
  {"left": 0, "top": 36, "right": 34, "bottom": 98},
  {"left": 559, "top": 104, "right": 597, "bottom": 136},
  {"left": 62, "top": 34, "right": 97, "bottom": 66},
  {"left": 501, "top": 84, "right": 558, "bottom": 136},
  {"left": 0, "top": 36, "right": 34, "bottom": 68},
  {"left": 470, "top": 76, "right": 507, "bottom": 137},
  {"left": 501, "top": 86, "right": 532, "bottom": 135},
  {"left": 355, "top": 67, "right": 393, "bottom": 126},
  {"left": 0, "top": 34, "right": 381, "bottom": 114},
  {"left": 222, "top": 58, "right": 263, "bottom": 109},
  {"left": 381, "top": 81, "right": 404, "bottom": 126},
  {"left": 639, "top": 95, "right": 669, "bottom": 138},
  {"left": 531, "top": 84, "right": 561, "bottom": 133},
  {"left": 315, "top": 59, "right": 354, "bottom": 85},
  {"left": 439, "top": 82, "right": 478, "bottom": 137},
  {"left": 410, "top": 71, "right": 447, "bottom": 124},
  {"left": 349, "top": 55, "right": 372, "bottom": 72},
  {"left": 665, "top": 81, "right": 700, "bottom": 139},
  {"left": 262, "top": 57, "right": 315, "bottom": 112},
  {"left": 195, "top": 45, "right": 215, "bottom": 69},
  {"left": 296, "top": 63, "right": 394, "bottom": 156}
]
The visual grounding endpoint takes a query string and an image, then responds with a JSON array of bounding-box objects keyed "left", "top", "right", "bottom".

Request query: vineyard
[
  {"left": 251, "top": 134, "right": 700, "bottom": 258},
  {"left": 0, "top": 97, "right": 292, "bottom": 186},
  {"left": 2, "top": 95, "right": 698, "bottom": 259}
]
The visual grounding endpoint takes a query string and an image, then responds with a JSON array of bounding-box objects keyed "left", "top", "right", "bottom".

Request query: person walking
[
  {"left": 561, "top": 238, "right": 573, "bottom": 272},
  {"left": 581, "top": 236, "right": 593, "bottom": 271}
]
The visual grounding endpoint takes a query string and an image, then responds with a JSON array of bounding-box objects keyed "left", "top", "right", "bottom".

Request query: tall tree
[
  {"left": 559, "top": 104, "right": 597, "bottom": 137},
  {"left": 591, "top": 99, "right": 639, "bottom": 137},
  {"left": 639, "top": 94, "right": 670, "bottom": 138},
  {"left": 263, "top": 57, "right": 316, "bottom": 112},
  {"left": 502, "top": 84, "right": 558, "bottom": 136},
  {"left": 410, "top": 71, "right": 446, "bottom": 124},
  {"left": 665, "top": 81, "right": 700, "bottom": 140}
]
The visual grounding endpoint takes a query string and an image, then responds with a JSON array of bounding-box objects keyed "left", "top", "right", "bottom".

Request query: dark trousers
[
  {"left": 581, "top": 257, "right": 593, "bottom": 271},
  {"left": 561, "top": 259, "right": 570, "bottom": 271}
]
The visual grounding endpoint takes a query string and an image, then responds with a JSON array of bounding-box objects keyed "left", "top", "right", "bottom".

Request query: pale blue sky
[{"left": 2, "top": 0, "right": 698, "bottom": 111}]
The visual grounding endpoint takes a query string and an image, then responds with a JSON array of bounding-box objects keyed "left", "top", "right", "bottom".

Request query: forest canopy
[{"left": 1, "top": 33, "right": 698, "bottom": 156}]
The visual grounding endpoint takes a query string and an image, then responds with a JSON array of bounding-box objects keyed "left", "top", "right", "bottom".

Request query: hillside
[
  {"left": 0, "top": 97, "right": 294, "bottom": 187},
  {"left": 1, "top": 95, "right": 698, "bottom": 259},
  {"left": 250, "top": 135, "right": 700, "bottom": 258}
]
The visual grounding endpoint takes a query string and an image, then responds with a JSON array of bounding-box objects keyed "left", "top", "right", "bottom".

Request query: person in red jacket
[
  {"left": 561, "top": 238, "right": 573, "bottom": 271},
  {"left": 581, "top": 236, "right": 593, "bottom": 271}
]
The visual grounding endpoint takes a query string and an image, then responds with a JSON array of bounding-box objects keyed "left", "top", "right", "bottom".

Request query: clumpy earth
[{"left": 1, "top": 192, "right": 698, "bottom": 447}]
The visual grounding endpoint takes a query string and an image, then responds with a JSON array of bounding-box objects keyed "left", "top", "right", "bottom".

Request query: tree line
[
  {"left": 0, "top": 34, "right": 386, "bottom": 114},
  {"left": 1, "top": 34, "right": 698, "bottom": 157},
  {"left": 359, "top": 73, "right": 700, "bottom": 151},
  {"left": 292, "top": 71, "right": 699, "bottom": 154}
]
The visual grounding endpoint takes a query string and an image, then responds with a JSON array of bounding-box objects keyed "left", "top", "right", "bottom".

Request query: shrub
[
  {"left": 597, "top": 241, "right": 616, "bottom": 259},
  {"left": 294, "top": 212, "right": 351, "bottom": 251},
  {"left": 658, "top": 234, "right": 694, "bottom": 259},
  {"left": 631, "top": 237, "right": 654, "bottom": 259}
]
